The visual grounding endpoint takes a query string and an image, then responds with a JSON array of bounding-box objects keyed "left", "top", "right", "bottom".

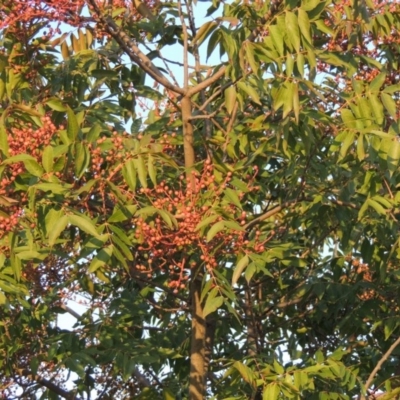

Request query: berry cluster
[
  {"left": 7, "top": 116, "right": 57, "bottom": 158},
  {"left": 0, "top": 210, "right": 22, "bottom": 238},
  {"left": 0, "top": 116, "right": 58, "bottom": 237},
  {"left": 132, "top": 161, "right": 267, "bottom": 292},
  {"left": 90, "top": 132, "right": 126, "bottom": 180}
]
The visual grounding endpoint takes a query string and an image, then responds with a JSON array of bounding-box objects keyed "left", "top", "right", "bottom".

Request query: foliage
[{"left": 0, "top": 0, "right": 400, "bottom": 399}]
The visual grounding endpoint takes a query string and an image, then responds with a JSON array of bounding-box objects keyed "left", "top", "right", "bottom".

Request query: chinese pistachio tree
[{"left": 0, "top": 0, "right": 400, "bottom": 399}]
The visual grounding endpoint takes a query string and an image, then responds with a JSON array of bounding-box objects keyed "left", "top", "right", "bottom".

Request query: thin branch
[
  {"left": 37, "top": 378, "right": 76, "bottom": 400},
  {"left": 190, "top": 102, "right": 227, "bottom": 135},
  {"left": 197, "top": 75, "right": 243, "bottom": 112},
  {"left": 178, "top": 0, "right": 189, "bottom": 90},
  {"left": 244, "top": 196, "right": 359, "bottom": 232},
  {"left": 142, "top": 43, "right": 181, "bottom": 87},
  {"left": 226, "top": 101, "right": 238, "bottom": 134},
  {"left": 362, "top": 336, "right": 400, "bottom": 400},
  {"left": 60, "top": 303, "right": 81, "bottom": 320},
  {"left": 187, "top": 0, "right": 284, "bottom": 98},
  {"left": 186, "top": 0, "right": 212, "bottom": 138},
  {"left": 209, "top": 117, "right": 227, "bottom": 136},
  {"left": 244, "top": 201, "right": 295, "bottom": 231},
  {"left": 331, "top": 199, "right": 358, "bottom": 209},
  {"left": 189, "top": 112, "right": 218, "bottom": 120},
  {"left": 187, "top": 66, "right": 226, "bottom": 97},
  {"left": 86, "top": 0, "right": 184, "bottom": 95},
  {"left": 133, "top": 368, "right": 152, "bottom": 388}
]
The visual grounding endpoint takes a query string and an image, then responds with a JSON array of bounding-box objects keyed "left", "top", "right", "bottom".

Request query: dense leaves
[{"left": 0, "top": 0, "right": 400, "bottom": 399}]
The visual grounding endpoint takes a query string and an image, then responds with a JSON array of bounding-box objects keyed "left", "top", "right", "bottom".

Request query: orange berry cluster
[
  {"left": 132, "top": 162, "right": 266, "bottom": 292},
  {"left": 0, "top": 116, "right": 58, "bottom": 237},
  {"left": 0, "top": 210, "right": 22, "bottom": 238}
]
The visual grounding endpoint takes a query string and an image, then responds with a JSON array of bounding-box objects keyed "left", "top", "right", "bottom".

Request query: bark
[
  {"left": 189, "top": 273, "right": 206, "bottom": 400},
  {"left": 181, "top": 95, "right": 196, "bottom": 190},
  {"left": 245, "top": 288, "right": 258, "bottom": 358},
  {"left": 37, "top": 378, "right": 76, "bottom": 400}
]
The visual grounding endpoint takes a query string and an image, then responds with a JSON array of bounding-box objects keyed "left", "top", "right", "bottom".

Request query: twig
[
  {"left": 226, "top": 101, "right": 238, "bottom": 134},
  {"left": 86, "top": 0, "right": 184, "bottom": 95},
  {"left": 178, "top": 0, "right": 189, "bottom": 90},
  {"left": 185, "top": 0, "right": 212, "bottom": 138},
  {"left": 37, "top": 378, "right": 76, "bottom": 400},
  {"left": 189, "top": 112, "right": 218, "bottom": 120},
  {"left": 361, "top": 336, "right": 400, "bottom": 400},
  {"left": 60, "top": 303, "right": 81, "bottom": 320}
]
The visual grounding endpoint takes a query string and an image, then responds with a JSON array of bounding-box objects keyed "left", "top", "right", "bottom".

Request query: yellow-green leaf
[
  {"left": 68, "top": 214, "right": 101, "bottom": 238},
  {"left": 225, "top": 85, "right": 237, "bottom": 115},
  {"left": 48, "top": 215, "right": 68, "bottom": 246},
  {"left": 193, "top": 21, "right": 218, "bottom": 45},
  {"left": 206, "top": 220, "right": 225, "bottom": 242},
  {"left": 232, "top": 255, "right": 249, "bottom": 285}
]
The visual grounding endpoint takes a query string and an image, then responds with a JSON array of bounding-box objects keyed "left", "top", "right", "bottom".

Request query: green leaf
[
  {"left": 147, "top": 154, "right": 157, "bottom": 186},
  {"left": 157, "top": 209, "right": 178, "bottom": 229},
  {"left": 293, "top": 82, "right": 300, "bottom": 123},
  {"left": 232, "top": 255, "right": 249, "bottom": 285},
  {"left": 237, "top": 81, "right": 261, "bottom": 105},
  {"left": 270, "top": 25, "right": 284, "bottom": 57},
  {"left": 233, "top": 361, "right": 255, "bottom": 385},
  {"left": 122, "top": 159, "right": 137, "bottom": 191},
  {"left": 225, "top": 85, "right": 237, "bottom": 115},
  {"left": 193, "top": 21, "right": 218, "bottom": 45},
  {"left": 378, "top": 388, "right": 400, "bottom": 400},
  {"left": 224, "top": 220, "right": 244, "bottom": 231},
  {"left": 283, "top": 81, "right": 294, "bottom": 118},
  {"left": 111, "top": 235, "right": 133, "bottom": 261},
  {"left": 298, "top": 8, "right": 312, "bottom": 44},
  {"left": 206, "top": 220, "right": 225, "bottom": 242},
  {"left": 357, "top": 134, "right": 365, "bottom": 161},
  {"left": 108, "top": 206, "right": 137, "bottom": 223},
  {"left": 46, "top": 98, "right": 67, "bottom": 112},
  {"left": 387, "top": 139, "right": 400, "bottom": 175},
  {"left": 286, "top": 54, "right": 294, "bottom": 76},
  {"left": 244, "top": 42, "right": 259, "bottom": 74},
  {"left": 48, "top": 215, "right": 68, "bottom": 246},
  {"left": 68, "top": 214, "right": 101, "bottom": 238},
  {"left": 381, "top": 92, "right": 397, "bottom": 120},
  {"left": 90, "top": 69, "right": 119, "bottom": 79},
  {"left": 203, "top": 288, "right": 224, "bottom": 318},
  {"left": 367, "top": 198, "right": 387, "bottom": 215},
  {"left": 42, "top": 145, "right": 54, "bottom": 173},
  {"left": 369, "top": 93, "right": 384, "bottom": 125},
  {"left": 75, "top": 142, "right": 90, "bottom": 178},
  {"left": 370, "top": 72, "right": 386, "bottom": 92},
  {"left": 88, "top": 245, "right": 113, "bottom": 273},
  {"left": 383, "top": 84, "right": 400, "bottom": 94},
  {"left": 24, "top": 159, "right": 44, "bottom": 177},
  {"left": 297, "top": 53, "right": 305, "bottom": 77},
  {"left": 0, "top": 116, "right": 9, "bottom": 155},
  {"left": 224, "top": 188, "right": 242, "bottom": 209},
  {"left": 67, "top": 107, "right": 79, "bottom": 141},
  {"left": 35, "top": 183, "right": 69, "bottom": 195},
  {"left": 285, "top": 11, "right": 301, "bottom": 52},
  {"left": 163, "top": 388, "right": 176, "bottom": 400},
  {"left": 339, "top": 131, "right": 355, "bottom": 160},
  {"left": 301, "top": 0, "right": 321, "bottom": 11},
  {"left": 135, "top": 155, "right": 147, "bottom": 188},
  {"left": 195, "top": 214, "right": 219, "bottom": 233}
]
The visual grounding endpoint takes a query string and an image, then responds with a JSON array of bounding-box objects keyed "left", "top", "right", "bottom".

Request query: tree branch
[
  {"left": 37, "top": 378, "right": 76, "bottom": 400},
  {"left": 86, "top": 0, "right": 185, "bottom": 95},
  {"left": 361, "top": 336, "right": 400, "bottom": 400},
  {"left": 60, "top": 303, "right": 81, "bottom": 320}
]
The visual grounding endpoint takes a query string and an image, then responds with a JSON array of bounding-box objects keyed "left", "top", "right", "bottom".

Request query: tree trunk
[{"left": 189, "top": 272, "right": 206, "bottom": 399}]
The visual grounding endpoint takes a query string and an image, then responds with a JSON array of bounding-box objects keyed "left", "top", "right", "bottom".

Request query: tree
[{"left": 0, "top": 0, "right": 400, "bottom": 398}]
